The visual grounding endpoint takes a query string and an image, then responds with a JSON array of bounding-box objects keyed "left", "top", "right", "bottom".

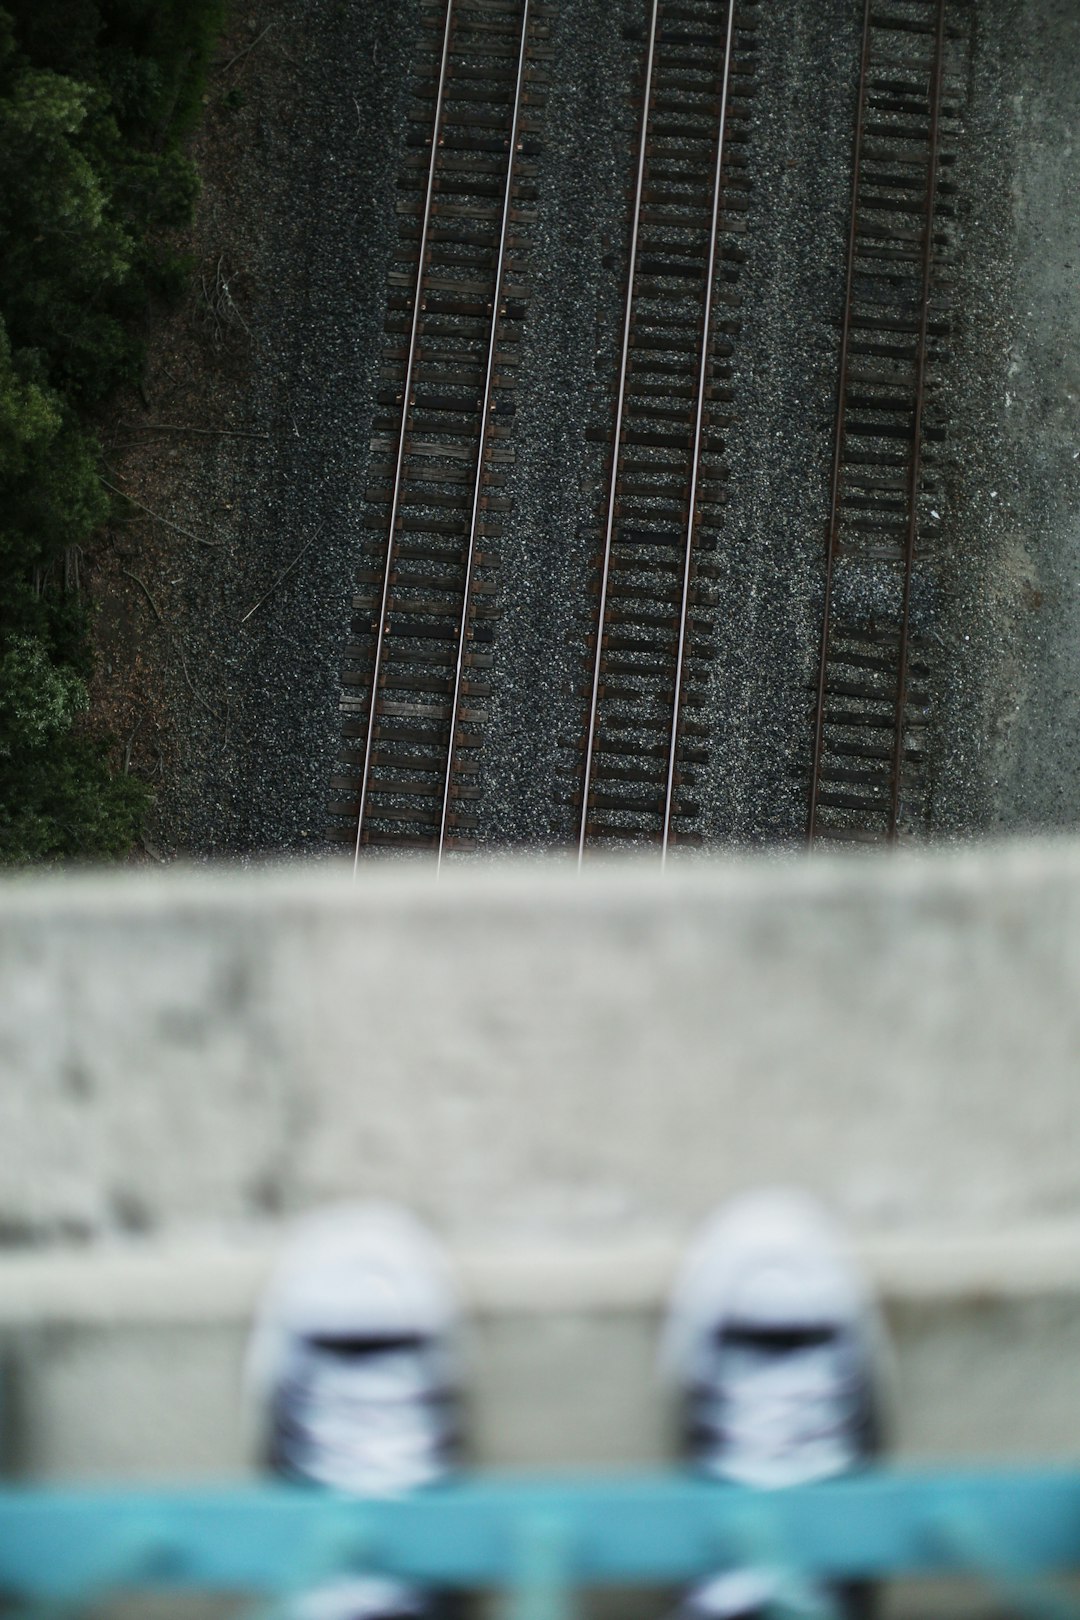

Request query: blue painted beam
[{"left": 0, "top": 1470, "right": 1078, "bottom": 1598}]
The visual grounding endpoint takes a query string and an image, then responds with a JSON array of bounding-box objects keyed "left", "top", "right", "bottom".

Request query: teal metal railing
[{"left": 2, "top": 1469, "right": 1080, "bottom": 1618}]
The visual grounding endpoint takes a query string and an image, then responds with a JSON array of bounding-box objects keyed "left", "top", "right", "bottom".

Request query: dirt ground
[
  {"left": 86, "top": 0, "right": 406, "bottom": 862},
  {"left": 88, "top": 5, "right": 272, "bottom": 860}
]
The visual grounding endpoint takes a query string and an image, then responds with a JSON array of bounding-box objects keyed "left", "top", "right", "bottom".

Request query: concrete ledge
[
  {"left": 6, "top": 1228, "right": 1080, "bottom": 1481},
  {"left": 3, "top": 1225, "right": 1080, "bottom": 1325}
]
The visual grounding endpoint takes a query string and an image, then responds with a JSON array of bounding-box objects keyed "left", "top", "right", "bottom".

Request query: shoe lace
[
  {"left": 706, "top": 1343, "right": 859, "bottom": 1485},
  {"left": 280, "top": 1346, "right": 446, "bottom": 1496}
]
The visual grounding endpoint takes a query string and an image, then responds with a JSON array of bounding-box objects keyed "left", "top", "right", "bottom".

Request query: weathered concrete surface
[
  {"left": 4, "top": 843, "right": 1080, "bottom": 1484},
  {"left": 3, "top": 846, "right": 1080, "bottom": 1244}
]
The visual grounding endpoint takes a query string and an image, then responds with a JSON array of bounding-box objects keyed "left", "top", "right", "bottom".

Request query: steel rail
[
  {"left": 576, "top": 0, "right": 661, "bottom": 868},
  {"left": 352, "top": 0, "right": 456, "bottom": 876},
  {"left": 436, "top": 0, "right": 533, "bottom": 875},
  {"left": 806, "top": 0, "right": 873, "bottom": 847},
  {"left": 659, "top": 0, "right": 737, "bottom": 868},
  {"left": 887, "top": 0, "right": 947, "bottom": 841}
]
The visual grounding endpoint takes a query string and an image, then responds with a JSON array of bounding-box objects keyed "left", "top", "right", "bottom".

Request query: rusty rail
[
  {"left": 807, "top": 0, "right": 958, "bottom": 848},
  {"left": 574, "top": 0, "right": 754, "bottom": 861},
  {"left": 576, "top": 0, "right": 661, "bottom": 869},
  {"left": 330, "top": 0, "right": 550, "bottom": 862},
  {"left": 660, "top": 0, "right": 739, "bottom": 867},
  {"left": 351, "top": 0, "right": 455, "bottom": 876},
  {"left": 437, "top": 0, "right": 534, "bottom": 873}
]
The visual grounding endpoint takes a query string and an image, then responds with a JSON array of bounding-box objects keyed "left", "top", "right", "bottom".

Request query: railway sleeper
[
  {"left": 372, "top": 699, "right": 487, "bottom": 723},
  {"left": 370, "top": 433, "right": 513, "bottom": 461},
  {"left": 599, "top": 658, "right": 682, "bottom": 683},
  {"left": 823, "top": 707, "right": 928, "bottom": 731},
  {"left": 363, "top": 515, "right": 501, "bottom": 540},
  {"left": 844, "top": 389, "right": 919, "bottom": 411},
  {"left": 615, "top": 524, "right": 717, "bottom": 548},
  {"left": 395, "top": 199, "right": 538, "bottom": 224},
  {"left": 343, "top": 718, "right": 436, "bottom": 746},
  {"left": 366, "top": 465, "right": 509, "bottom": 491},
  {"left": 826, "top": 736, "right": 923, "bottom": 764},
  {"left": 827, "top": 647, "right": 930, "bottom": 678},
  {"left": 375, "top": 385, "right": 485, "bottom": 411},
  {"left": 360, "top": 595, "right": 500, "bottom": 621},
  {"left": 824, "top": 672, "right": 929, "bottom": 702},
  {"left": 813, "top": 794, "right": 891, "bottom": 817},
  {"left": 842, "top": 494, "right": 907, "bottom": 514},
  {"left": 810, "top": 824, "right": 890, "bottom": 846},
  {"left": 340, "top": 748, "right": 480, "bottom": 777},
  {"left": 403, "top": 174, "right": 538, "bottom": 205},
  {"left": 381, "top": 345, "right": 521, "bottom": 373},
  {"left": 817, "top": 764, "right": 903, "bottom": 790},
  {"left": 847, "top": 314, "right": 951, "bottom": 340}
]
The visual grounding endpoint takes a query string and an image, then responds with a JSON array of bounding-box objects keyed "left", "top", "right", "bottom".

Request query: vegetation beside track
[{"left": 0, "top": 0, "right": 223, "bottom": 863}]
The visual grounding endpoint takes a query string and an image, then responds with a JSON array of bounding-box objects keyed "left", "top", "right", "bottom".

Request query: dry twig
[
  {"left": 198, "top": 253, "right": 253, "bottom": 346},
  {"left": 121, "top": 568, "right": 170, "bottom": 626},
  {"left": 114, "top": 423, "right": 270, "bottom": 442},
  {"left": 123, "top": 714, "right": 146, "bottom": 774},
  {"left": 236, "top": 530, "right": 321, "bottom": 625},
  {"left": 104, "top": 479, "right": 222, "bottom": 549},
  {"left": 219, "top": 21, "right": 275, "bottom": 75}
]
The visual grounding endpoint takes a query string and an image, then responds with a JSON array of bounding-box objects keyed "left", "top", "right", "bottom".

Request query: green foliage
[
  {"left": 0, "top": 318, "right": 107, "bottom": 579},
  {"left": 0, "top": 633, "right": 87, "bottom": 755},
  {"left": 0, "top": 0, "right": 223, "bottom": 865},
  {"left": 0, "top": 728, "right": 150, "bottom": 862},
  {"left": 5, "top": 0, "right": 226, "bottom": 139}
]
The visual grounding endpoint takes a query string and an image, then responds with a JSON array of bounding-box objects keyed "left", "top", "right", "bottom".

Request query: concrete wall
[
  {"left": 4, "top": 843, "right": 1080, "bottom": 1481},
  {"left": 4, "top": 844, "right": 1080, "bottom": 1243}
]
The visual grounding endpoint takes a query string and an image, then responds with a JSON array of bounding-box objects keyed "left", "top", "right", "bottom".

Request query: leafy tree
[
  {"left": 0, "top": 733, "right": 149, "bottom": 862},
  {"left": 0, "top": 318, "right": 107, "bottom": 582},
  {"left": 0, "top": 0, "right": 223, "bottom": 865},
  {"left": 0, "top": 633, "right": 86, "bottom": 754}
]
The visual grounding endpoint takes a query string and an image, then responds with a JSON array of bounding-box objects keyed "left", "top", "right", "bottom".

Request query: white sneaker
[
  {"left": 248, "top": 1204, "right": 459, "bottom": 1496},
  {"left": 246, "top": 1206, "right": 460, "bottom": 1620},
  {"left": 662, "top": 1192, "right": 885, "bottom": 1620},
  {"left": 661, "top": 1190, "right": 884, "bottom": 1490}
]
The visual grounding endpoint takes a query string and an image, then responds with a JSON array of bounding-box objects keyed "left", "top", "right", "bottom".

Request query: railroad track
[
  {"left": 327, "top": 0, "right": 553, "bottom": 865},
  {"left": 808, "top": 0, "right": 970, "bottom": 847},
  {"left": 563, "top": 0, "right": 757, "bottom": 863}
]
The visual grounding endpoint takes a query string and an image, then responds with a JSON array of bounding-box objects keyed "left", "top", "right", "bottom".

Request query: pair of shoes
[{"left": 247, "top": 1193, "right": 883, "bottom": 1620}]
